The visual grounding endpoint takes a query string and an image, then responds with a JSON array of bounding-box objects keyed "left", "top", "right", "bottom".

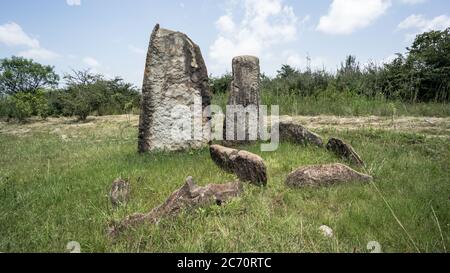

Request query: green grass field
[{"left": 0, "top": 115, "right": 448, "bottom": 253}]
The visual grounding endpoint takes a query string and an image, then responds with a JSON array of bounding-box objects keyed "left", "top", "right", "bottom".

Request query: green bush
[
  {"left": 0, "top": 69, "right": 141, "bottom": 121},
  {"left": 259, "top": 28, "right": 450, "bottom": 104},
  {"left": 0, "top": 90, "right": 50, "bottom": 121},
  {"left": 10, "top": 93, "right": 33, "bottom": 121},
  {"left": 33, "top": 90, "right": 50, "bottom": 119},
  {"left": 1, "top": 28, "right": 448, "bottom": 121},
  {"left": 54, "top": 70, "right": 141, "bottom": 120},
  {"left": 209, "top": 73, "right": 232, "bottom": 94}
]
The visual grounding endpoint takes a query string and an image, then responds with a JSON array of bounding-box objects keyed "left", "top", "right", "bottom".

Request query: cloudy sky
[{"left": 1, "top": 0, "right": 449, "bottom": 87}]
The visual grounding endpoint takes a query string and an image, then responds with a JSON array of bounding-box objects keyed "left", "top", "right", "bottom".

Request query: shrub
[
  {"left": 0, "top": 90, "right": 51, "bottom": 121},
  {"left": 209, "top": 73, "right": 232, "bottom": 94}
]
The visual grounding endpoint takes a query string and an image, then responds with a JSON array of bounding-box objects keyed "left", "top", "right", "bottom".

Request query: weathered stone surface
[
  {"left": 326, "top": 138, "right": 364, "bottom": 166},
  {"left": 210, "top": 144, "right": 267, "bottom": 186},
  {"left": 224, "top": 56, "right": 261, "bottom": 143},
  {"left": 109, "top": 178, "right": 130, "bottom": 208},
  {"left": 108, "top": 177, "right": 242, "bottom": 237},
  {"left": 138, "top": 24, "right": 212, "bottom": 153},
  {"left": 286, "top": 163, "right": 373, "bottom": 188},
  {"left": 319, "top": 225, "right": 334, "bottom": 238},
  {"left": 278, "top": 121, "right": 323, "bottom": 147},
  {"left": 209, "top": 145, "right": 237, "bottom": 173}
]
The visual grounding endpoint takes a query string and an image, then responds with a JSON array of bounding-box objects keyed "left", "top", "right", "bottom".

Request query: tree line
[
  {"left": 0, "top": 58, "right": 140, "bottom": 121},
  {"left": 210, "top": 28, "right": 450, "bottom": 104},
  {"left": 1, "top": 28, "right": 449, "bottom": 122}
]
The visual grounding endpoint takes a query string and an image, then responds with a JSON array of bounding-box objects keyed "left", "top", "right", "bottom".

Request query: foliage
[
  {"left": 54, "top": 70, "right": 141, "bottom": 121},
  {"left": 0, "top": 89, "right": 50, "bottom": 121},
  {"left": 277, "top": 64, "right": 299, "bottom": 79},
  {"left": 258, "top": 28, "right": 450, "bottom": 104},
  {"left": 0, "top": 57, "right": 59, "bottom": 95},
  {"left": 405, "top": 28, "right": 450, "bottom": 102},
  {"left": 209, "top": 73, "right": 232, "bottom": 94},
  {"left": 0, "top": 69, "right": 140, "bottom": 121},
  {"left": 1, "top": 28, "right": 449, "bottom": 121}
]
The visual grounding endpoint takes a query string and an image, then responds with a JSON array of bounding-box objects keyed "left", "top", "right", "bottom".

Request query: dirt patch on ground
[
  {"left": 280, "top": 115, "right": 450, "bottom": 138},
  {"left": 0, "top": 115, "right": 138, "bottom": 140},
  {"left": 1, "top": 114, "right": 449, "bottom": 139}
]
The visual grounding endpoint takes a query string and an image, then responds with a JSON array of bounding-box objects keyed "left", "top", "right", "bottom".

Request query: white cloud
[
  {"left": 317, "top": 0, "right": 392, "bottom": 35},
  {"left": 66, "top": 0, "right": 81, "bottom": 6},
  {"left": 400, "top": 0, "right": 426, "bottom": 4},
  {"left": 83, "top": 57, "right": 100, "bottom": 67},
  {"left": 18, "top": 48, "right": 60, "bottom": 61},
  {"left": 216, "top": 15, "right": 236, "bottom": 33},
  {"left": 128, "top": 45, "right": 146, "bottom": 55},
  {"left": 0, "top": 22, "right": 40, "bottom": 48},
  {"left": 398, "top": 14, "right": 450, "bottom": 42},
  {"left": 0, "top": 22, "right": 59, "bottom": 61},
  {"left": 398, "top": 14, "right": 450, "bottom": 32},
  {"left": 209, "top": 0, "right": 302, "bottom": 74}
]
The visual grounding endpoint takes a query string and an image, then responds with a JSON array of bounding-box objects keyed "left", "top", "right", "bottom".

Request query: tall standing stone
[
  {"left": 138, "top": 24, "right": 212, "bottom": 152},
  {"left": 224, "top": 56, "right": 261, "bottom": 143}
]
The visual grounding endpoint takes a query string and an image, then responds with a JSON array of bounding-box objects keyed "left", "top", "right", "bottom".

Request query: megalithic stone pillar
[
  {"left": 138, "top": 24, "right": 212, "bottom": 153},
  {"left": 224, "top": 56, "right": 262, "bottom": 144}
]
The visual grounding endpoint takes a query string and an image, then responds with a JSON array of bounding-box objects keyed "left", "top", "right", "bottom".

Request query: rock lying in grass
[
  {"left": 319, "top": 225, "right": 334, "bottom": 238},
  {"left": 326, "top": 138, "right": 365, "bottom": 166},
  {"left": 278, "top": 121, "right": 323, "bottom": 147},
  {"left": 210, "top": 144, "right": 267, "bottom": 186},
  {"left": 109, "top": 178, "right": 130, "bottom": 208},
  {"left": 108, "top": 177, "right": 242, "bottom": 237},
  {"left": 286, "top": 163, "right": 373, "bottom": 188},
  {"left": 209, "top": 145, "right": 237, "bottom": 173},
  {"left": 233, "top": 150, "right": 267, "bottom": 186}
]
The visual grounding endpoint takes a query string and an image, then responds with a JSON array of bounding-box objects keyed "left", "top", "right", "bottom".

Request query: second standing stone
[{"left": 224, "top": 56, "right": 262, "bottom": 144}]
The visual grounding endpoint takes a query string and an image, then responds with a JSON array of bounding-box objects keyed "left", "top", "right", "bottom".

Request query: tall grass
[{"left": 212, "top": 88, "right": 450, "bottom": 117}]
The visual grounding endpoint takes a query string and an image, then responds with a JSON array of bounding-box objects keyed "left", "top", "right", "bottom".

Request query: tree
[
  {"left": 339, "top": 55, "right": 360, "bottom": 75},
  {"left": 334, "top": 55, "right": 362, "bottom": 94},
  {"left": 61, "top": 70, "right": 140, "bottom": 120},
  {"left": 406, "top": 28, "right": 450, "bottom": 102},
  {"left": 277, "top": 64, "right": 298, "bottom": 79},
  {"left": 64, "top": 69, "right": 103, "bottom": 86},
  {"left": 0, "top": 56, "right": 59, "bottom": 95},
  {"left": 209, "top": 73, "right": 232, "bottom": 94},
  {"left": 62, "top": 70, "right": 105, "bottom": 121}
]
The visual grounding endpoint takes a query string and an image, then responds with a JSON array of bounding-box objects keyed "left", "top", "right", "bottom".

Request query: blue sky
[{"left": 1, "top": 0, "right": 449, "bottom": 87}]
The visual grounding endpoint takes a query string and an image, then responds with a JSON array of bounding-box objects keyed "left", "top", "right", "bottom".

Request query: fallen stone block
[
  {"left": 286, "top": 163, "right": 373, "bottom": 188},
  {"left": 278, "top": 121, "right": 323, "bottom": 147},
  {"left": 210, "top": 144, "right": 267, "bottom": 186},
  {"left": 108, "top": 177, "right": 242, "bottom": 237},
  {"left": 326, "top": 137, "right": 365, "bottom": 166}
]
